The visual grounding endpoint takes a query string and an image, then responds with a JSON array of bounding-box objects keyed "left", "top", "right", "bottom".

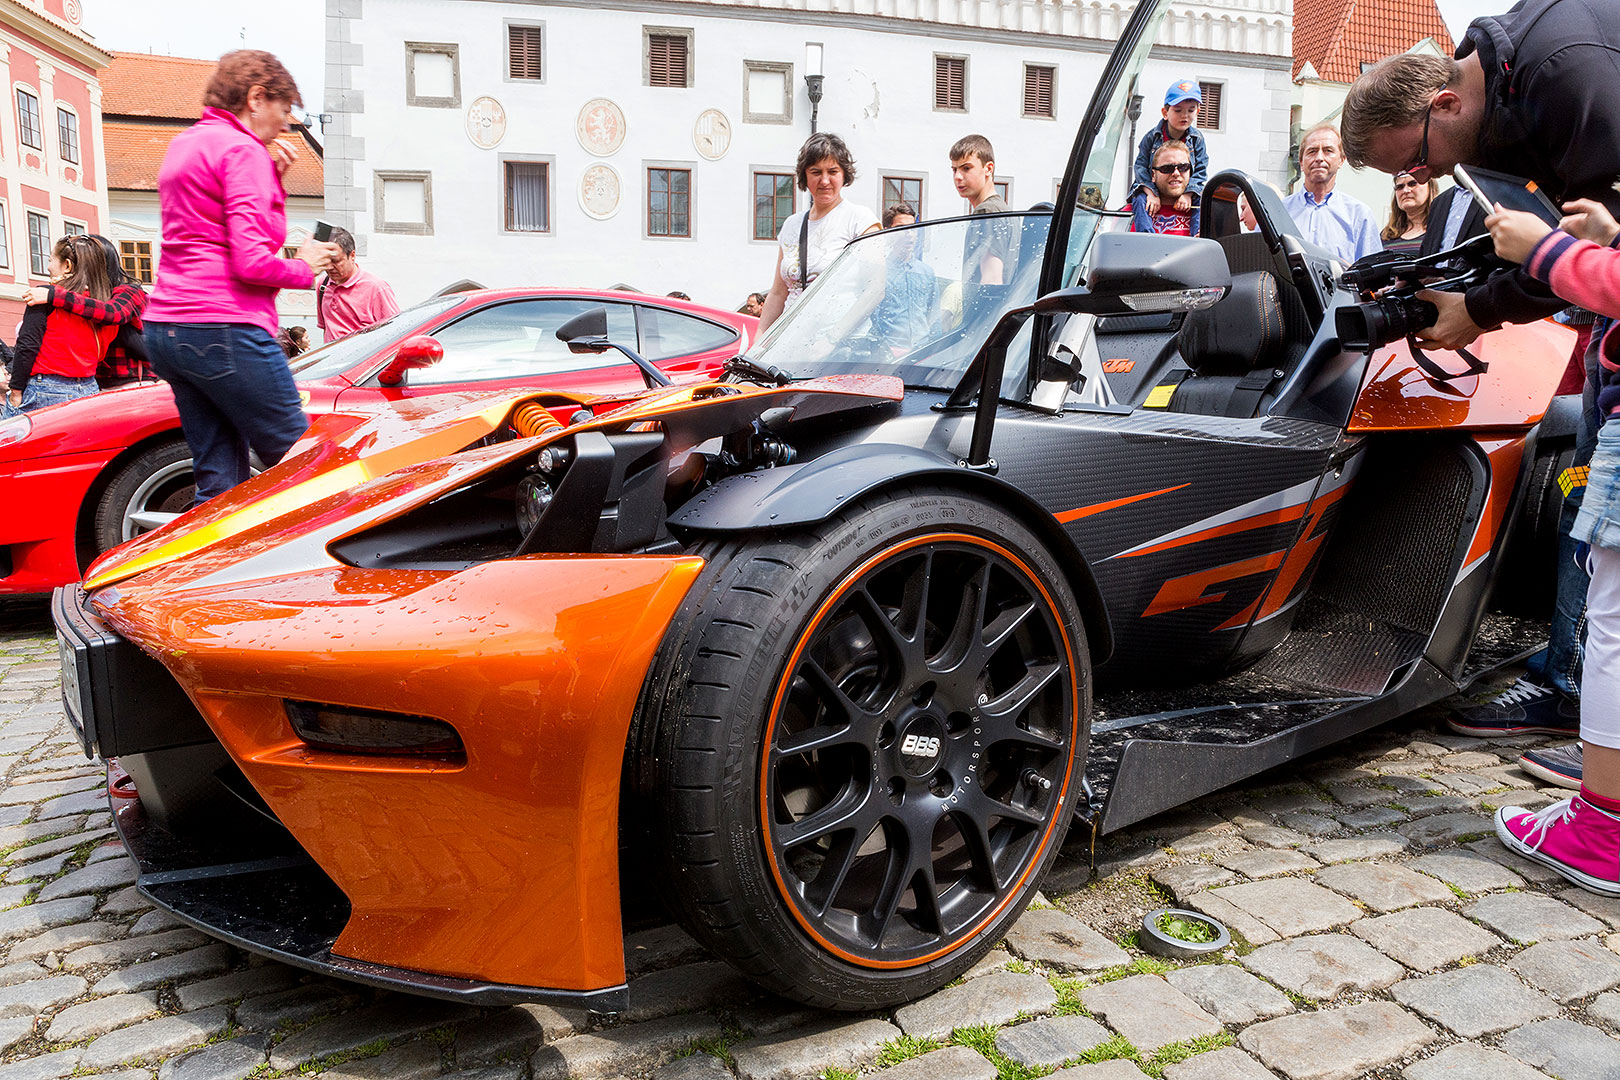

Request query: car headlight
[{"left": 0, "top": 414, "right": 30, "bottom": 447}]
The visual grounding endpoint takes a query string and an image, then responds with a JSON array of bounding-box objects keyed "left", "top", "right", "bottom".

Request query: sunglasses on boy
[{"left": 1153, "top": 162, "right": 1192, "bottom": 175}]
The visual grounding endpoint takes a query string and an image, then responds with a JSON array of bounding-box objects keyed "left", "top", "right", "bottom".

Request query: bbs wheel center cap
[{"left": 894, "top": 714, "right": 946, "bottom": 778}]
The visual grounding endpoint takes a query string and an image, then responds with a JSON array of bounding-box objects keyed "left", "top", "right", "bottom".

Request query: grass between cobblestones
[
  {"left": 873, "top": 1033, "right": 942, "bottom": 1068},
  {"left": 296, "top": 1035, "right": 390, "bottom": 1074}
]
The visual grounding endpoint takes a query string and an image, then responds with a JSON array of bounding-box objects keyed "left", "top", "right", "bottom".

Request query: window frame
[
  {"left": 406, "top": 42, "right": 461, "bottom": 107},
  {"left": 644, "top": 26, "right": 694, "bottom": 89},
  {"left": 374, "top": 169, "right": 434, "bottom": 236},
  {"left": 645, "top": 162, "right": 694, "bottom": 240},
  {"left": 55, "top": 103, "right": 79, "bottom": 163},
  {"left": 500, "top": 154, "right": 554, "bottom": 235},
  {"left": 750, "top": 167, "right": 795, "bottom": 243},
  {"left": 1196, "top": 79, "right": 1225, "bottom": 133},
  {"left": 15, "top": 87, "right": 42, "bottom": 151},
  {"left": 994, "top": 178, "right": 1012, "bottom": 206},
  {"left": 503, "top": 21, "right": 545, "bottom": 84},
  {"left": 933, "top": 53, "right": 968, "bottom": 112},
  {"left": 0, "top": 199, "right": 11, "bottom": 269},
  {"left": 61, "top": 218, "right": 86, "bottom": 238},
  {"left": 26, "top": 210, "right": 49, "bottom": 277},
  {"left": 879, "top": 172, "right": 926, "bottom": 221},
  {"left": 120, "top": 239, "right": 153, "bottom": 284},
  {"left": 742, "top": 60, "right": 792, "bottom": 125},
  {"left": 1022, "top": 63, "right": 1056, "bottom": 120}
]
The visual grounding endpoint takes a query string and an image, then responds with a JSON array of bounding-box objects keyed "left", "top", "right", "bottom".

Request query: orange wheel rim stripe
[{"left": 757, "top": 531, "right": 1083, "bottom": 970}]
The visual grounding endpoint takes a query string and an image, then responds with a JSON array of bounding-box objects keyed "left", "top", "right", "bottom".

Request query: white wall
[{"left": 346, "top": 0, "right": 1291, "bottom": 310}]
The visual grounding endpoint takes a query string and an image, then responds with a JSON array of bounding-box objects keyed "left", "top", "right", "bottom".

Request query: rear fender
[{"left": 669, "top": 443, "right": 1113, "bottom": 662}]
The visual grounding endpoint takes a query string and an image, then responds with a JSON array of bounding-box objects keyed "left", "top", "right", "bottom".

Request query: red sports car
[{"left": 0, "top": 288, "right": 754, "bottom": 596}]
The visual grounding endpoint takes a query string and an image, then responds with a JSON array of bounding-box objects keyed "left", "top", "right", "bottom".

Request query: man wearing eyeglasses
[
  {"left": 1281, "top": 123, "right": 1382, "bottom": 265},
  {"left": 1130, "top": 142, "right": 1199, "bottom": 236}
]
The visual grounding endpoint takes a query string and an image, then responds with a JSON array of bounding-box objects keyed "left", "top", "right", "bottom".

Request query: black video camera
[{"left": 1335, "top": 235, "right": 1497, "bottom": 353}]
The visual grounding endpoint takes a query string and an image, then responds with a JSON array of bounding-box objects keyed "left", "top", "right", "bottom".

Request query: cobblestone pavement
[{"left": 2, "top": 600, "right": 1618, "bottom": 1080}]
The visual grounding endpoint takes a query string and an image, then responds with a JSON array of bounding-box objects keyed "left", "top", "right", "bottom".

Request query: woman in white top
[{"left": 759, "top": 133, "right": 880, "bottom": 332}]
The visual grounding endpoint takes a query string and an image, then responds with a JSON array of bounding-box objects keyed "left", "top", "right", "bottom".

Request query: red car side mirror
[{"left": 377, "top": 335, "right": 444, "bottom": 386}]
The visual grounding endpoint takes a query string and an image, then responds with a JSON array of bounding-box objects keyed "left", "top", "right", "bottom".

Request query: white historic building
[{"left": 326, "top": 0, "right": 1293, "bottom": 309}]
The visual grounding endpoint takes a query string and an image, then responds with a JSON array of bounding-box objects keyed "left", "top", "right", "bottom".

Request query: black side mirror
[
  {"left": 1034, "top": 233, "right": 1231, "bottom": 317},
  {"left": 556, "top": 307, "right": 610, "bottom": 355}
]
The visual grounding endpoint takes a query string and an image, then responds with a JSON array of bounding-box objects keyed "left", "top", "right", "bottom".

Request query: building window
[
  {"left": 504, "top": 161, "right": 550, "bottom": 233},
  {"left": 882, "top": 175, "right": 923, "bottom": 218},
  {"left": 56, "top": 107, "right": 79, "bottom": 163},
  {"left": 374, "top": 170, "right": 433, "bottom": 235},
  {"left": 1196, "top": 81, "right": 1224, "bottom": 131},
  {"left": 934, "top": 55, "right": 966, "bottom": 111},
  {"left": 16, "top": 89, "right": 42, "bottom": 150},
  {"left": 506, "top": 24, "right": 543, "bottom": 81},
  {"left": 407, "top": 42, "right": 461, "bottom": 107},
  {"left": 994, "top": 179, "right": 1011, "bottom": 204},
  {"left": 648, "top": 167, "right": 691, "bottom": 237},
  {"left": 645, "top": 28, "right": 692, "bottom": 88},
  {"left": 62, "top": 220, "right": 85, "bottom": 237},
  {"left": 0, "top": 204, "right": 10, "bottom": 269},
  {"left": 753, "top": 171, "right": 793, "bottom": 241},
  {"left": 742, "top": 60, "right": 792, "bottom": 124},
  {"left": 26, "top": 211, "right": 49, "bottom": 276},
  {"left": 1023, "top": 65, "right": 1055, "bottom": 118},
  {"left": 120, "top": 240, "right": 153, "bottom": 283}
]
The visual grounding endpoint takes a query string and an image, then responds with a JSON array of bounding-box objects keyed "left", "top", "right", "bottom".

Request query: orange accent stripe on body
[{"left": 1055, "top": 483, "right": 1188, "bottom": 524}]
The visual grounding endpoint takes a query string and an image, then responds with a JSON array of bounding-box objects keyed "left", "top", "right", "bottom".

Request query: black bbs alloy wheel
[{"left": 635, "top": 486, "right": 1089, "bottom": 1008}]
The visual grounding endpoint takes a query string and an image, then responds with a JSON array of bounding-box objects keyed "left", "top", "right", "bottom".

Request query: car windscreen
[
  {"left": 289, "top": 297, "right": 463, "bottom": 381},
  {"left": 747, "top": 212, "right": 1052, "bottom": 390}
]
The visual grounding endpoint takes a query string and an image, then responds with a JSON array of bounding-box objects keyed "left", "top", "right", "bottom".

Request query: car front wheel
[
  {"left": 92, "top": 439, "right": 196, "bottom": 555},
  {"left": 635, "top": 485, "right": 1089, "bottom": 1008}
]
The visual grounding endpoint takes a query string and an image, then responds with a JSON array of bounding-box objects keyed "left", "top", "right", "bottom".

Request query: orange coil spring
[{"left": 511, "top": 402, "right": 564, "bottom": 439}]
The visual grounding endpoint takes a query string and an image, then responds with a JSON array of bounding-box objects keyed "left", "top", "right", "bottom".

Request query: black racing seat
[{"left": 1166, "top": 270, "right": 1290, "bottom": 417}]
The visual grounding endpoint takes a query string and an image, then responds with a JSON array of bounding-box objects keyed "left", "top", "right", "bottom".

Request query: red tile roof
[
  {"left": 104, "top": 119, "right": 325, "bottom": 198},
  {"left": 1293, "top": 0, "right": 1455, "bottom": 84},
  {"left": 103, "top": 52, "right": 217, "bottom": 121}
]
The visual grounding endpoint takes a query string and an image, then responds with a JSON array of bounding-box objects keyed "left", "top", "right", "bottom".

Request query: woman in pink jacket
[
  {"left": 143, "top": 50, "right": 339, "bottom": 504},
  {"left": 1488, "top": 197, "right": 1620, "bottom": 897}
]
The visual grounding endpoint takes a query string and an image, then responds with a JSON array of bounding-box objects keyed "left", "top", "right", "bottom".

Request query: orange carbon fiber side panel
[
  {"left": 101, "top": 556, "right": 703, "bottom": 991},
  {"left": 1348, "top": 319, "right": 1574, "bottom": 433}
]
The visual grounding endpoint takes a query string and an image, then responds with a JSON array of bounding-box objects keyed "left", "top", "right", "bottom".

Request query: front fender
[{"left": 670, "top": 443, "right": 1114, "bottom": 662}]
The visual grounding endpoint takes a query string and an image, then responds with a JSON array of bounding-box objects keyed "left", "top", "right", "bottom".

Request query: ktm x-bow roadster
[{"left": 58, "top": 0, "right": 1576, "bottom": 1014}]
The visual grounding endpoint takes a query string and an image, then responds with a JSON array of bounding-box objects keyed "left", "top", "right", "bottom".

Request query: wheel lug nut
[{"left": 1022, "top": 769, "right": 1052, "bottom": 792}]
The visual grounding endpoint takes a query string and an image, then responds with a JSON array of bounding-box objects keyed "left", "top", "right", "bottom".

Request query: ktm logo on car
[
  {"left": 1102, "top": 359, "right": 1136, "bottom": 373},
  {"left": 900, "top": 734, "right": 941, "bottom": 757}
]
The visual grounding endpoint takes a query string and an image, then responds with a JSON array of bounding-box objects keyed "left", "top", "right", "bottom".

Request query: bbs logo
[{"left": 900, "top": 734, "right": 941, "bottom": 757}]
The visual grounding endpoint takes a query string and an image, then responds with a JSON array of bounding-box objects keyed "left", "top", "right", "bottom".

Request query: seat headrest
[{"left": 1177, "top": 270, "right": 1286, "bottom": 376}]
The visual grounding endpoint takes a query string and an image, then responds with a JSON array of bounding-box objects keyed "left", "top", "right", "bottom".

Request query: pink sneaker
[{"left": 1495, "top": 794, "right": 1620, "bottom": 897}]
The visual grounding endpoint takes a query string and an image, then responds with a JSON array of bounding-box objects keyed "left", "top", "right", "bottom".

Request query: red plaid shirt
[{"left": 45, "top": 284, "right": 152, "bottom": 383}]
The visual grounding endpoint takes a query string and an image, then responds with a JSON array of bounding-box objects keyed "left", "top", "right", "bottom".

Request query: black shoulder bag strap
[{"left": 798, "top": 212, "right": 811, "bottom": 293}]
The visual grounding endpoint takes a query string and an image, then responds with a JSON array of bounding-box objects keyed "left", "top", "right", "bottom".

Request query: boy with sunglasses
[{"left": 1130, "top": 142, "right": 1199, "bottom": 236}]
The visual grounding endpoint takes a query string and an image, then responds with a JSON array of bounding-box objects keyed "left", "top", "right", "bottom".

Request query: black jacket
[
  {"left": 1459, "top": 0, "right": 1620, "bottom": 214},
  {"left": 1419, "top": 186, "right": 1567, "bottom": 328}
]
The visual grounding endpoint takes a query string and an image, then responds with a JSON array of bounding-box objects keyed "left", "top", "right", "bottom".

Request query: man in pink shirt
[{"left": 317, "top": 228, "right": 400, "bottom": 341}]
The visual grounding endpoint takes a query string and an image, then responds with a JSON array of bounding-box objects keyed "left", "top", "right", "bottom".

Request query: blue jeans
[
  {"left": 1, "top": 373, "right": 98, "bottom": 417},
  {"left": 146, "top": 322, "right": 309, "bottom": 504}
]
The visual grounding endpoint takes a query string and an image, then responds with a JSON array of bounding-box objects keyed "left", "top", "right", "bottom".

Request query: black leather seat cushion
[{"left": 1177, "top": 270, "right": 1286, "bottom": 377}]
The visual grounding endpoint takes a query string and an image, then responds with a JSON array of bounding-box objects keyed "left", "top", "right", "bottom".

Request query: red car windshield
[{"left": 290, "top": 297, "right": 463, "bottom": 382}]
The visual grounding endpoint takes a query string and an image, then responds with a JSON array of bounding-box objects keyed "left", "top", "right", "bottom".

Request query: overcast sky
[{"left": 81, "top": 0, "right": 326, "bottom": 127}]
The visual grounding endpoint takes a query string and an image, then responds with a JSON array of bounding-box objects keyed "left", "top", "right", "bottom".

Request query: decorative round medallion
[
  {"left": 466, "top": 96, "right": 507, "bottom": 150},
  {"left": 693, "top": 109, "right": 732, "bottom": 161},
  {"left": 63, "top": 0, "right": 82, "bottom": 24},
  {"left": 579, "top": 164, "right": 622, "bottom": 220},
  {"left": 576, "top": 98, "right": 627, "bottom": 157}
]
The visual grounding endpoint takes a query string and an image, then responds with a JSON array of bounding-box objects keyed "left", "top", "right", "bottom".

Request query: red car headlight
[{"left": 0, "top": 414, "right": 30, "bottom": 448}]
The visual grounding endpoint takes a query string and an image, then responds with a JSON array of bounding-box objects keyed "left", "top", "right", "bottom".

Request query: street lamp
[
  {"left": 804, "top": 43, "right": 825, "bottom": 134},
  {"left": 1126, "top": 90, "right": 1144, "bottom": 158}
]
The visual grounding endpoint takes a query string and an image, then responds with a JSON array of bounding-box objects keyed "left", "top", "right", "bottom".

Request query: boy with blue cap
[{"left": 1132, "top": 79, "right": 1209, "bottom": 224}]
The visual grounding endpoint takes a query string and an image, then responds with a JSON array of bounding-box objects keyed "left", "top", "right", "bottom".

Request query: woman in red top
[
  {"left": 3, "top": 235, "right": 118, "bottom": 415},
  {"left": 26, "top": 234, "right": 152, "bottom": 388}
]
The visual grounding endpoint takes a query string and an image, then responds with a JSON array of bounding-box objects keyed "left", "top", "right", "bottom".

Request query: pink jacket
[
  {"left": 145, "top": 107, "right": 313, "bottom": 337},
  {"left": 1526, "top": 230, "right": 1620, "bottom": 416}
]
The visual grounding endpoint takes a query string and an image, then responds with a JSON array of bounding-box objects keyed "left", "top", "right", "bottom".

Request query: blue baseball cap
[{"left": 1164, "top": 79, "right": 1202, "bottom": 107}]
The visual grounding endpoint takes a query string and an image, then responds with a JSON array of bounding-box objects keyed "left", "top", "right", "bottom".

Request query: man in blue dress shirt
[{"left": 1283, "top": 123, "right": 1382, "bottom": 264}]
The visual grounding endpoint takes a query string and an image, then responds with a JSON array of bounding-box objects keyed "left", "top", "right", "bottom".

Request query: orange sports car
[{"left": 58, "top": 1, "right": 1575, "bottom": 1014}]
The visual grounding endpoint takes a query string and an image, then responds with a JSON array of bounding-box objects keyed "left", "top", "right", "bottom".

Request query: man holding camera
[{"left": 1341, "top": 0, "right": 1620, "bottom": 869}]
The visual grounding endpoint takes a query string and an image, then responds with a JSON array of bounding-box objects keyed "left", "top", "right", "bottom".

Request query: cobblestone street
[{"left": 2, "top": 600, "right": 1618, "bottom": 1080}]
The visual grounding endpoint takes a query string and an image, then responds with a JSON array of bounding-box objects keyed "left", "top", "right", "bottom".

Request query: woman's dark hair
[
  {"left": 795, "top": 133, "right": 857, "bottom": 191},
  {"left": 1382, "top": 173, "right": 1439, "bottom": 243},
  {"left": 52, "top": 235, "right": 112, "bottom": 300},
  {"left": 204, "top": 50, "right": 302, "bottom": 113},
  {"left": 89, "top": 234, "right": 131, "bottom": 290}
]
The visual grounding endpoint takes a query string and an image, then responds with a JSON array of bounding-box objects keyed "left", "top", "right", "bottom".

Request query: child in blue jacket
[{"left": 1132, "top": 79, "right": 1209, "bottom": 225}]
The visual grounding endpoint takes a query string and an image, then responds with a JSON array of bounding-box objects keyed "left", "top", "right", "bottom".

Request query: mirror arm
[
  {"left": 604, "top": 342, "right": 673, "bottom": 389},
  {"left": 961, "top": 306, "right": 1035, "bottom": 470}
]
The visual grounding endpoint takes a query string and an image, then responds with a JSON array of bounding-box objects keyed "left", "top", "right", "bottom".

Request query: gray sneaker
[
  {"left": 1448, "top": 677, "right": 1580, "bottom": 737},
  {"left": 1518, "top": 743, "right": 1583, "bottom": 790}
]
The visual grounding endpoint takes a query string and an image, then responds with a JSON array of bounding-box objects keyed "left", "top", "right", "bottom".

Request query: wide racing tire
[
  {"left": 634, "top": 485, "right": 1090, "bottom": 1009},
  {"left": 93, "top": 439, "right": 195, "bottom": 556}
]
